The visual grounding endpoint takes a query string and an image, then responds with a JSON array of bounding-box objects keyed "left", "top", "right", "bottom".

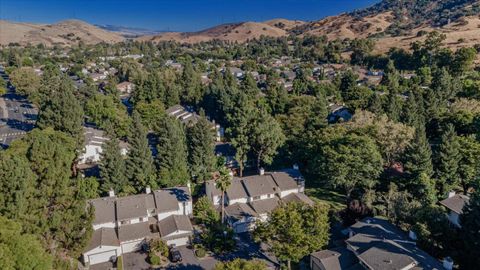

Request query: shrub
[
  {"left": 148, "top": 238, "right": 169, "bottom": 257},
  {"left": 148, "top": 254, "right": 161, "bottom": 265},
  {"left": 196, "top": 247, "right": 206, "bottom": 258},
  {"left": 116, "top": 256, "right": 123, "bottom": 270}
]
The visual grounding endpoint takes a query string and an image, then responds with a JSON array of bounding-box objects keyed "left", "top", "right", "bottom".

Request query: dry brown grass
[
  {"left": 0, "top": 19, "right": 124, "bottom": 46},
  {"left": 138, "top": 21, "right": 287, "bottom": 43}
]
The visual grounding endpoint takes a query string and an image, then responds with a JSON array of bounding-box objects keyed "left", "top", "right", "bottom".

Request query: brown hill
[
  {"left": 293, "top": 11, "right": 480, "bottom": 55},
  {"left": 138, "top": 21, "right": 287, "bottom": 43},
  {"left": 264, "top": 18, "right": 305, "bottom": 30},
  {"left": 295, "top": 12, "right": 394, "bottom": 40},
  {"left": 0, "top": 19, "right": 124, "bottom": 46}
]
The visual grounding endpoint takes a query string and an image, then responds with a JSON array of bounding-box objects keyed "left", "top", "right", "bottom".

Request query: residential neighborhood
[{"left": 1, "top": 0, "right": 480, "bottom": 270}]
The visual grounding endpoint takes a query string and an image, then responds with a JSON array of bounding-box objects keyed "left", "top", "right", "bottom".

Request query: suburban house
[
  {"left": 116, "top": 81, "right": 135, "bottom": 97},
  {"left": 90, "top": 72, "right": 107, "bottom": 82},
  {"left": 83, "top": 186, "right": 193, "bottom": 266},
  {"left": 214, "top": 142, "right": 238, "bottom": 169},
  {"left": 78, "top": 126, "right": 129, "bottom": 165},
  {"left": 222, "top": 67, "right": 244, "bottom": 78},
  {"left": 205, "top": 167, "right": 312, "bottom": 233},
  {"left": 328, "top": 103, "right": 353, "bottom": 123},
  {"left": 78, "top": 127, "right": 109, "bottom": 165},
  {"left": 439, "top": 192, "right": 470, "bottom": 228},
  {"left": 166, "top": 104, "right": 224, "bottom": 141},
  {"left": 310, "top": 217, "right": 447, "bottom": 270}
]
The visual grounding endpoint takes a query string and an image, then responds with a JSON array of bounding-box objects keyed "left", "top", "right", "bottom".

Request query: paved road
[{"left": 0, "top": 66, "right": 38, "bottom": 148}]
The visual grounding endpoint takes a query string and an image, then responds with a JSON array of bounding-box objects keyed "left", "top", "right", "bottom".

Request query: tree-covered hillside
[{"left": 353, "top": 0, "right": 480, "bottom": 28}]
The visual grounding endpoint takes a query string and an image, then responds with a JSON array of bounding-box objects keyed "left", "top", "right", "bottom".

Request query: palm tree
[{"left": 216, "top": 167, "right": 232, "bottom": 224}]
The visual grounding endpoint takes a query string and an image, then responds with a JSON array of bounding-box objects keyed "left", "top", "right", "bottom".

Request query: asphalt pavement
[{"left": 0, "top": 66, "right": 38, "bottom": 148}]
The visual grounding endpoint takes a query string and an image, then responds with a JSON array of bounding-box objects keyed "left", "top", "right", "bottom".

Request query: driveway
[
  {"left": 88, "top": 261, "right": 115, "bottom": 270},
  {"left": 164, "top": 246, "right": 217, "bottom": 270},
  {"left": 123, "top": 252, "right": 150, "bottom": 270}
]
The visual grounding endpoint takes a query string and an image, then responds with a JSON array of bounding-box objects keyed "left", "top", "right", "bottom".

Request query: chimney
[
  {"left": 187, "top": 181, "right": 191, "bottom": 194},
  {"left": 145, "top": 186, "right": 151, "bottom": 194},
  {"left": 448, "top": 191, "right": 456, "bottom": 198},
  {"left": 259, "top": 168, "right": 265, "bottom": 175},
  {"left": 108, "top": 189, "right": 115, "bottom": 197},
  {"left": 443, "top": 257, "right": 453, "bottom": 270},
  {"left": 228, "top": 170, "right": 234, "bottom": 177},
  {"left": 293, "top": 164, "right": 299, "bottom": 170}
]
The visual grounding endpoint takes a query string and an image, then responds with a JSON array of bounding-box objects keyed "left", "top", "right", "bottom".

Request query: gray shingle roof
[
  {"left": 270, "top": 170, "right": 301, "bottom": 191},
  {"left": 158, "top": 215, "right": 193, "bottom": 238},
  {"left": 282, "top": 192, "right": 314, "bottom": 206},
  {"left": 118, "top": 222, "right": 153, "bottom": 242},
  {"left": 439, "top": 194, "right": 469, "bottom": 214},
  {"left": 344, "top": 218, "right": 444, "bottom": 270},
  {"left": 226, "top": 179, "right": 249, "bottom": 200},
  {"left": 153, "top": 187, "right": 190, "bottom": 213},
  {"left": 310, "top": 247, "right": 358, "bottom": 270},
  {"left": 116, "top": 194, "right": 148, "bottom": 221},
  {"left": 90, "top": 197, "right": 116, "bottom": 225},
  {"left": 357, "top": 241, "right": 416, "bottom": 270},
  {"left": 225, "top": 203, "right": 258, "bottom": 221},
  {"left": 85, "top": 227, "right": 119, "bottom": 252},
  {"left": 249, "top": 197, "right": 280, "bottom": 215},
  {"left": 241, "top": 175, "right": 278, "bottom": 197}
]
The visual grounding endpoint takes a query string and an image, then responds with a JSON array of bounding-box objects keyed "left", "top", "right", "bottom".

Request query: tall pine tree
[
  {"left": 156, "top": 117, "right": 190, "bottom": 187},
  {"left": 187, "top": 112, "right": 216, "bottom": 183},
  {"left": 404, "top": 126, "right": 433, "bottom": 178},
  {"left": 99, "top": 136, "right": 129, "bottom": 195},
  {"left": 126, "top": 112, "right": 156, "bottom": 192},
  {"left": 435, "top": 124, "right": 460, "bottom": 195}
]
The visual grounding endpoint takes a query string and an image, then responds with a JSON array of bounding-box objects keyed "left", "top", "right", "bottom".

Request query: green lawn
[{"left": 305, "top": 187, "right": 346, "bottom": 211}]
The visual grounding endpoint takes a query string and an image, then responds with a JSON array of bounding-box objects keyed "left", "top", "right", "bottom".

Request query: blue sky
[{"left": 0, "top": 0, "right": 379, "bottom": 32}]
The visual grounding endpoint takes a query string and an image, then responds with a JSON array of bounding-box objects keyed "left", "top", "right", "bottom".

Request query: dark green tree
[
  {"left": 0, "top": 216, "right": 53, "bottom": 270},
  {"left": 99, "top": 137, "right": 129, "bottom": 195},
  {"left": 181, "top": 60, "right": 203, "bottom": 105},
  {"left": 156, "top": 117, "right": 190, "bottom": 187},
  {"left": 37, "top": 78, "right": 84, "bottom": 139},
  {"left": 194, "top": 196, "right": 220, "bottom": 226},
  {"left": 187, "top": 114, "right": 216, "bottom": 182},
  {"left": 254, "top": 202, "right": 329, "bottom": 270},
  {"left": 126, "top": 112, "right": 156, "bottom": 192},
  {"left": 458, "top": 135, "right": 480, "bottom": 194},
  {"left": 226, "top": 94, "right": 257, "bottom": 177},
  {"left": 459, "top": 191, "right": 480, "bottom": 269},
  {"left": 404, "top": 126, "right": 433, "bottom": 178},
  {"left": 313, "top": 132, "right": 383, "bottom": 199},
  {"left": 250, "top": 109, "right": 286, "bottom": 170},
  {"left": 435, "top": 124, "right": 461, "bottom": 195}
]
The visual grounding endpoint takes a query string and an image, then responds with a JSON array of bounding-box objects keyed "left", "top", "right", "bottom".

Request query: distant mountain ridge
[
  {"left": 137, "top": 20, "right": 300, "bottom": 43},
  {"left": 1, "top": 0, "right": 480, "bottom": 51},
  {"left": 95, "top": 24, "right": 166, "bottom": 38},
  {"left": 0, "top": 19, "right": 124, "bottom": 46}
]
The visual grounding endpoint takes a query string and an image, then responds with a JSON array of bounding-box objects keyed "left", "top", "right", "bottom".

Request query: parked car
[{"left": 169, "top": 248, "right": 182, "bottom": 263}]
